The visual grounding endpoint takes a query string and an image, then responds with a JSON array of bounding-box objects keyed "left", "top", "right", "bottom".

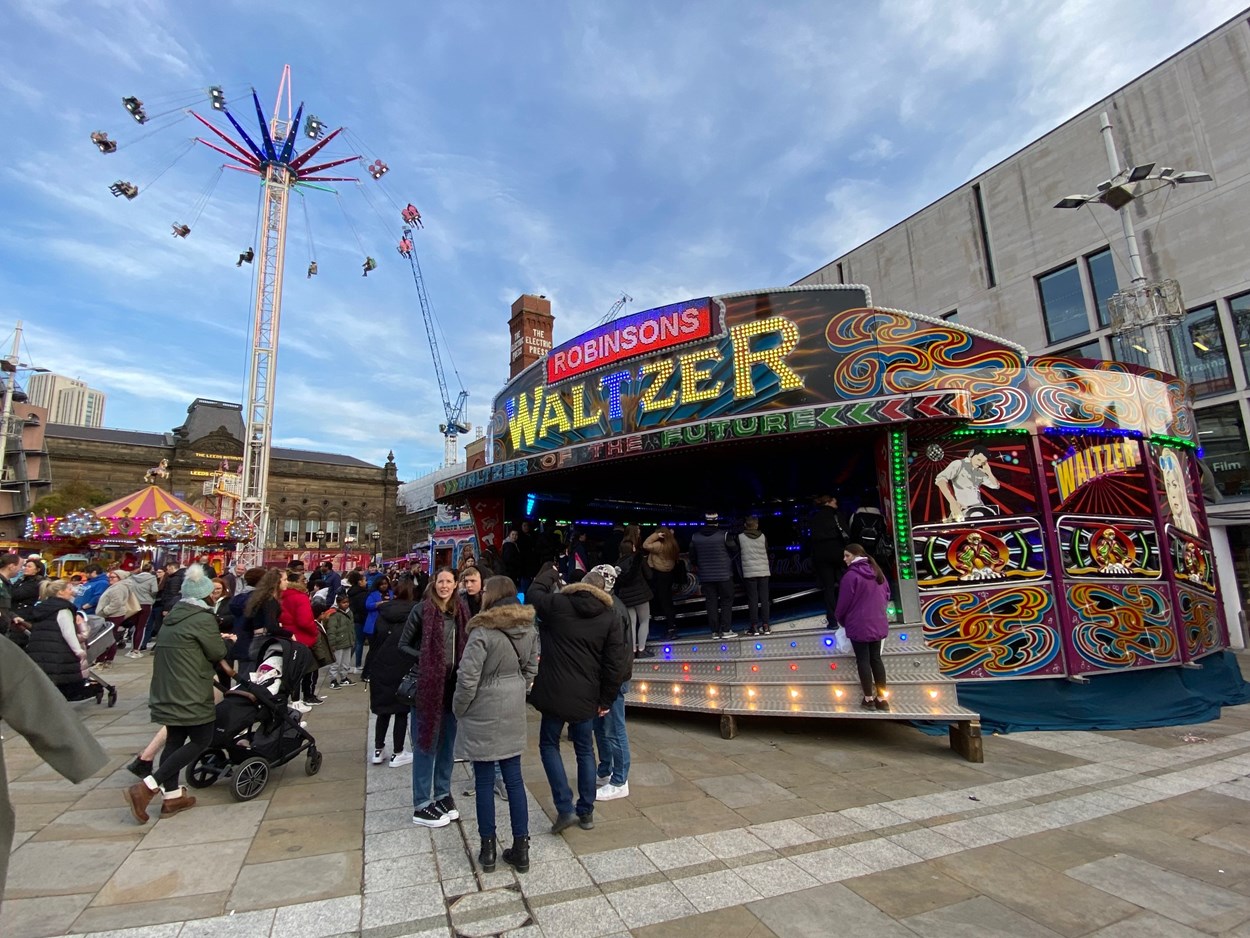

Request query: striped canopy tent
[{"left": 25, "top": 485, "right": 253, "bottom": 547}]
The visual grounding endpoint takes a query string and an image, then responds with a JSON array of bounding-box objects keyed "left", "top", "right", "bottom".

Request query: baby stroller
[
  {"left": 79, "top": 614, "right": 118, "bottom": 707},
  {"left": 186, "top": 637, "right": 321, "bottom": 801}
]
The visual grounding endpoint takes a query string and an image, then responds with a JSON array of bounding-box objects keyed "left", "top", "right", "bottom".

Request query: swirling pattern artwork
[
  {"left": 921, "top": 586, "right": 1063, "bottom": 678},
  {"left": 1066, "top": 582, "right": 1178, "bottom": 671},
  {"left": 825, "top": 310, "right": 1024, "bottom": 400},
  {"left": 1176, "top": 584, "right": 1223, "bottom": 659}
]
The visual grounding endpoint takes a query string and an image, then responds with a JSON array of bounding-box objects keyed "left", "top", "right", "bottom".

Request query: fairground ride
[{"left": 98, "top": 67, "right": 467, "bottom": 563}]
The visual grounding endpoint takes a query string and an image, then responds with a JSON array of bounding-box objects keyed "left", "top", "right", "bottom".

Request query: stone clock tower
[{"left": 508, "top": 294, "right": 554, "bottom": 379}]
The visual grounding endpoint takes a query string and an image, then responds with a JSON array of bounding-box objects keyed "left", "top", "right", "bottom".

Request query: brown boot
[
  {"left": 160, "top": 792, "right": 197, "bottom": 818},
  {"left": 124, "top": 782, "right": 156, "bottom": 823}
]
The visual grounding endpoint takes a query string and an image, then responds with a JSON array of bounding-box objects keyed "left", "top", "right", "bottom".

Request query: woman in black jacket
[
  {"left": 242, "top": 569, "right": 283, "bottom": 665},
  {"left": 10, "top": 558, "right": 46, "bottom": 620},
  {"left": 363, "top": 578, "right": 419, "bottom": 766},
  {"left": 25, "top": 579, "right": 111, "bottom": 705},
  {"left": 398, "top": 567, "right": 469, "bottom": 828}
]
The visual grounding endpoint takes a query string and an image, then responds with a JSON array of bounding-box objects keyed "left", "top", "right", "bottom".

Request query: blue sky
[{"left": 0, "top": 0, "right": 1242, "bottom": 480}]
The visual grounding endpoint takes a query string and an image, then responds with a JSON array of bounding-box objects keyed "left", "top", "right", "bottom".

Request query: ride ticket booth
[{"left": 435, "top": 286, "right": 1248, "bottom": 748}]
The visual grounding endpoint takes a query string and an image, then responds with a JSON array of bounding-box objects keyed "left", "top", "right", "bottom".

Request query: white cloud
[{"left": 1, "top": 0, "right": 1242, "bottom": 479}]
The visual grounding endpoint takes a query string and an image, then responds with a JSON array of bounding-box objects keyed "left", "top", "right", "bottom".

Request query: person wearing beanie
[
  {"left": 586, "top": 567, "right": 634, "bottom": 803},
  {"left": 124, "top": 564, "right": 234, "bottom": 824},
  {"left": 527, "top": 562, "right": 629, "bottom": 834}
]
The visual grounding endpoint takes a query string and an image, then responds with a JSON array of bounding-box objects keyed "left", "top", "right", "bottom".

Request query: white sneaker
[
  {"left": 290, "top": 700, "right": 312, "bottom": 714},
  {"left": 389, "top": 751, "right": 413, "bottom": 767},
  {"left": 597, "top": 781, "right": 630, "bottom": 801},
  {"left": 371, "top": 749, "right": 385, "bottom": 765},
  {"left": 596, "top": 774, "right": 611, "bottom": 787}
]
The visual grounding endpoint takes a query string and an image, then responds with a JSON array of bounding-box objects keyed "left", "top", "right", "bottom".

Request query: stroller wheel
[
  {"left": 187, "top": 750, "right": 228, "bottom": 789},
  {"left": 305, "top": 749, "right": 323, "bottom": 776},
  {"left": 106, "top": 686, "right": 117, "bottom": 708},
  {"left": 231, "top": 756, "right": 270, "bottom": 801}
]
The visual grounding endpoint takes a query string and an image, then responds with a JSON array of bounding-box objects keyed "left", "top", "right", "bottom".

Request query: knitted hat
[
  {"left": 704, "top": 512, "right": 719, "bottom": 522},
  {"left": 588, "top": 563, "right": 619, "bottom": 592},
  {"left": 180, "top": 563, "right": 215, "bottom": 600}
]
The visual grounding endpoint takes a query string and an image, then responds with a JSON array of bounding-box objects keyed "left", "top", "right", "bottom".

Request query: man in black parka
[{"left": 527, "top": 563, "right": 629, "bottom": 834}]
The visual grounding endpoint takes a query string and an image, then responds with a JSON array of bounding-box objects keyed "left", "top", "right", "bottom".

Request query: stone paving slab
[{"left": 4, "top": 652, "right": 1250, "bottom": 937}]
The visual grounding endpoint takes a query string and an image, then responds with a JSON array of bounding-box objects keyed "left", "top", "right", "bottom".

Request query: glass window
[
  {"left": 1198, "top": 403, "right": 1250, "bottom": 497},
  {"left": 346, "top": 519, "right": 359, "bottom": 540},
  {"left": 1038, "top": 262, "right": 1088, "bottom": 343},
  {"left": 1086, "top": 249, "right": 1119, "bottom": 327},
  {"left": 940, "top": 310, "right": 958, "bottom": 322},
  {"left": 1111, "top": 334, "right": 1152, "bottom": 368},
  {"left": 1055, "top": 339, "right": 1102, "bottom": 360},
  {"left": 1228, "top": 291, "right": 1250, "bottom": 380},
  {"left": 325, "top": 519, "right": 340, "bottom": 544},
  {"left": 304, "top": 519, "right": 320, "bottom": 543},
  {"left": 1171, "top": 304, "right": 1233, "bottom": 397},
  {"left": 282, "top": 518, "right": 299, "bottom": 545}
]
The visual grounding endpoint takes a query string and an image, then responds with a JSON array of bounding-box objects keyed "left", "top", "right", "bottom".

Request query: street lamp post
[
  {"left": 371, "top": 530, "right": 381, "bottom": 564},
  {"left": 1054, "top": 111, "right": 1212, "bottom": 374},
  {"left": 341, "top": 534, "right": 356, "bottom": 570},
  {"left": 314, "top": 529, "right": 326, "bottom": 565}
]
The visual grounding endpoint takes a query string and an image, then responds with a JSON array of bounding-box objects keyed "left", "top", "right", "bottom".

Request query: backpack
[{"left": 853, "top": 511, "right": 883, "bottom": 550}]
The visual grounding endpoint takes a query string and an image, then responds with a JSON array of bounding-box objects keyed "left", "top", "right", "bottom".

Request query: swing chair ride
[{"left": 96, "top": 66, "right": 469, "bottom": 564}]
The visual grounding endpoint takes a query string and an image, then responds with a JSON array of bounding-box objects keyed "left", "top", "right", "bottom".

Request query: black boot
[
  {"left": 478, "top": 836, "right": 497, "bottom": 872},
  {"left": 502, "top": 835, "right": 529, "bottom": 873}
]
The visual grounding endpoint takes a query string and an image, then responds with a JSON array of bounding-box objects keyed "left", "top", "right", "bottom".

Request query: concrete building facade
[
  {"left": 797, "top": 13, "right": 1250, "bottom": 644},
  {"left": 27, "top": 372, "right": 106, "bottom": 428}
]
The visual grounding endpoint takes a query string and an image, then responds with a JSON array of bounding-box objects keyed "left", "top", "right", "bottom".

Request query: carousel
[{"left": 25, "top": 484, "right": 254, "bottom": 565}]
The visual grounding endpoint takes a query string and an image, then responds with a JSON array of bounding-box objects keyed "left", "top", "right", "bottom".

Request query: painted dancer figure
[{"left": 935, "top": 446, "right": 1000, "bottom": 523}]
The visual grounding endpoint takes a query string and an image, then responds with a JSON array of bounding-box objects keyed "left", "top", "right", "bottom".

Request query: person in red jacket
[{"left": 280, "top": 573, "right": 322, "bottom": 710}]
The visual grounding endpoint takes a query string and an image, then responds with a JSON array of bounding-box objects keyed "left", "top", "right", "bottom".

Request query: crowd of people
[{"left": 0, "top": 496, "right": 895, "bottom": 876}]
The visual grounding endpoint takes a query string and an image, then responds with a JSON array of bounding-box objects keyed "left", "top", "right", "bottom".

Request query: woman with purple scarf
[{"left": 398, "top": 566, "right": 470, "bottom": 828}]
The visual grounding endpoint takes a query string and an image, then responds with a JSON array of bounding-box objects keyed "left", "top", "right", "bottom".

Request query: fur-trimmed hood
[
  {"left": 559, "top": 581, "right": 613, "bottom": 611},
  {"left": 468, "top": 601, "right": 535, "bottom": 632}
]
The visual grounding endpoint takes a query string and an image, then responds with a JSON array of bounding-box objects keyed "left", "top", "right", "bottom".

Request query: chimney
[{"left": 508, "top": 294, "right": 554, "bottom": 379}]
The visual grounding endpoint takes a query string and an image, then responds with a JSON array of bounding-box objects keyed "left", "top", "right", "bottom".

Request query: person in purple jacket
[{"left": 834, "top": 543, "right": 892, "bottom": 712}]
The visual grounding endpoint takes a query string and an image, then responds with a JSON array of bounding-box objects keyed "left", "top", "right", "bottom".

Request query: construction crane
[
  {"left": 596, "top": 292, "right": 633, "bottom": 325},
  {"left": 400, "top": 225, "right": 469, "bottom": 468}
]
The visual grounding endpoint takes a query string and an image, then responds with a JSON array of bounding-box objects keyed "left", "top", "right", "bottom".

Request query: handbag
[
  {"left": 395, "top": 665, "right": 420, "bottom": 706},
  {"left": 311, "top": 625, "right": 334, "bottom": 668},
  {"left": 123, "top": 586, "right": 142, "bottom": 618}
]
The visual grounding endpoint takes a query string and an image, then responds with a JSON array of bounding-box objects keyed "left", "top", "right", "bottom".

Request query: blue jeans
[
  {"left": 410, "top": 707, "right": 457, "bottom": 810},
  {"left": 539, "top": 715, "right": 596, "bottom": 818},
  {"left": 594, "top": 687, "right": 630, "bottom": 785},
  {"left": 473, "top": 756, "right": 528, "bottom": 840}
]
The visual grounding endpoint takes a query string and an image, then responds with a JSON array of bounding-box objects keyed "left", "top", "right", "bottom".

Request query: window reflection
[
  {"left": 1038, "top": 263, "right": 1087, "bottom": 343},
  {"left": 1171, "top": 304, "right": 1233, "bottom": 397},
  {"left": 1198, "top": 403, "right": 1250, "bottom": 497}
]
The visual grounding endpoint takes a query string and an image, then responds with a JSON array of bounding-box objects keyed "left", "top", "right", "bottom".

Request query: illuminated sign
[
  {"left": 509, "top": 315, "right": 804, "bottom": 452},
  {"left": 546, "top": 298, "right": 714, "bottom": 384},
  {"left": 436, "top": 391, "right": 971, "bottom": 498},
  {"left": 1054, "top": 438, "right": 1142, "bottom": 502}
]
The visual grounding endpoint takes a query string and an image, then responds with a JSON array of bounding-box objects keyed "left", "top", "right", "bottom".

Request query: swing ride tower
[{"left": 188, "top": 66, "right": 361, "bottom": 565}]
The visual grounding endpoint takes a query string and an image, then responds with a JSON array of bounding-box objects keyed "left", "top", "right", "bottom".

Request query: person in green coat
[
  {"left": 0, "top": 634, "right": 108, "bottom": 894},
  {"left": 124, "top": 564, "right": 233, "bottom": 824}
]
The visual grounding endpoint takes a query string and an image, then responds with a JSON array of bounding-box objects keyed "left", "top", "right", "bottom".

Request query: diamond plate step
[{"left": 631, "top": 625, "right": 982, "bottom": 762}]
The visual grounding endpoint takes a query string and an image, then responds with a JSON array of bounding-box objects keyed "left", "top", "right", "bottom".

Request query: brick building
[{"left": 41, "top": 398, "right": 399, "bottom": 563}]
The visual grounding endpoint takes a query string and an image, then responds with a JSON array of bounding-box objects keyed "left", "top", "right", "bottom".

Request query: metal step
[{"left": 631, "top": 624, "right": 982, "bottom": 762}]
